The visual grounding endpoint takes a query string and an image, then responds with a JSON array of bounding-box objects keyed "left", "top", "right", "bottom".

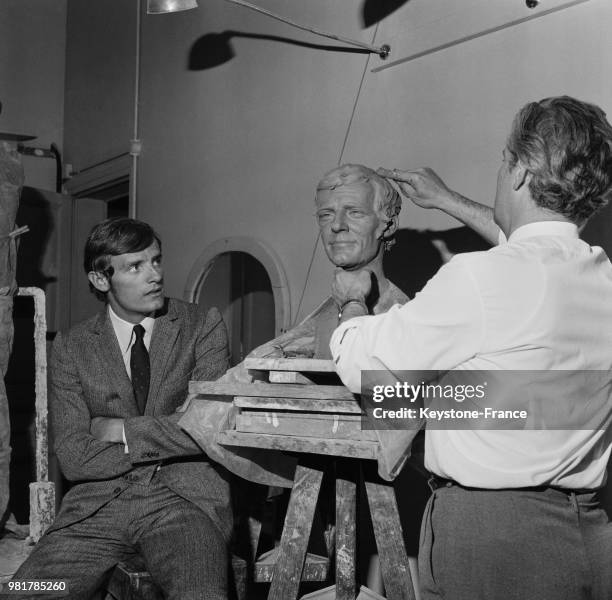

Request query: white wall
[
  {"left": 0, "top": 0, "right": 67, "bottom": 191},
  {"left": 131, "top": 0, "right": 612, "bottom": 322},
  {"left": 64, "top": 0, "right": 135, "bottom": 174},
  {"left": 62, "top": 0, "right": 612, "bottom": 324}
]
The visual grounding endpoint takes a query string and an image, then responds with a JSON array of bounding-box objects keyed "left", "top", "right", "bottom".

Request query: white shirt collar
[
  {"left": 108, "top": 305, "right": 155, "bottom": 354},
  {"left": 508, "top": 221, "right": 579, "bottom": 243}
]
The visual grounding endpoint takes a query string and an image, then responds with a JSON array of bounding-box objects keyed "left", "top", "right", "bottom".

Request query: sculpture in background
[{"left": 0, "top": 140, "right": 24, "bottom": 526}]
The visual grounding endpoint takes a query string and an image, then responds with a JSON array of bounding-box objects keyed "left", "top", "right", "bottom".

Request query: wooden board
[
  {"left": 335, "top": 462, "right": 358, "bottom": 600},
  {"left": 189, "top": 380, "right": 354, "bottom": 400},
  {"left": 254, "top": 549, "right": 329, "bottom": 583},
  {"left": 267, "top": 464, "right": 324, "bottom": 599},
  {"left": 234, "top": 396, "right": 362, "bottom": 414},
  {"left": 244, "top": 357, "right": 336, "bottom": 372},
  {"left": 217, "top": 431, "right": 379, "bottom": 460},
  {"left": 236, "top": 411, "right": 377, "bottom": 441},
  {"left": 268, "top": 371, "right": 315, "bottom": 384},
  {"left": 365, "top": 479, "right": 416, "bottom": 600}
]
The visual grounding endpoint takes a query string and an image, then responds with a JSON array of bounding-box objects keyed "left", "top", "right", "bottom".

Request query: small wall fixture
[{"left": 147, "top": 0, "right": 198, "bottom": 14}]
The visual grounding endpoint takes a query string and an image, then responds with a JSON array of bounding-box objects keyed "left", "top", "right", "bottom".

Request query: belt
[{"left": 427, "top": 474, "right": 597, "bottom": 496}]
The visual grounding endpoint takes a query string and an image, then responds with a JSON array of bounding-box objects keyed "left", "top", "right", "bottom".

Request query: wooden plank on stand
[
  {"left": 244, "top": 357, "right": 336, "bottom": 372},
  {"left": 267, "top": 464, "right": 324, "bottom": 600},
  {"left": 234, "top": 396, "right": 362, "bottom": 414},
  {"left": 217, "top": 431, "right": 379, "bottom": 460},
  {"left": 335, "top": 461, "right": 358, "bottom": 600},
  {"left": 255, "top": 548, "right": 329, "bottom": 583},
  {"left": 189, "top": 380, "right": 354, "bottom": 400},
  {"left": 364, "top": 478, "right": 416, "bottom": 600},
  {"left": 236, "top": 411, "right": 376, "bottom": 441},
  {"left": 269, "top": 371, "right": 315, "bottom": 384}
]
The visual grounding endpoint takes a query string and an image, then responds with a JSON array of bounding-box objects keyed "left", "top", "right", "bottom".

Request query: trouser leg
[
  {"left": 131, "top": 481, "right": 228, "bottom": 600},
  {"left": 418, "top": 486, "right": 592, "bottom": 600},
  {"left": 1, "top": 502, "right": 134, "bottom": 600},
  {"left": 576, "top": 491, "right": 612, "bottom": 600}
]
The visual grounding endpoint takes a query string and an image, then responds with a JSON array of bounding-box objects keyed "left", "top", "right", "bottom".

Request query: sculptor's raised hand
[
  {"left": 377, "top": 166, "right": 500, "bottom": 246},
  {"left": 377, "top": 167, "right": 455, "bottom": 210}
]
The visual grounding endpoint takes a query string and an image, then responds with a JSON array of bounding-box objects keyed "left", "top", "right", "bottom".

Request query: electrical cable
[{"left": 292, "top": 23, "right": 380, "bottom": 326}]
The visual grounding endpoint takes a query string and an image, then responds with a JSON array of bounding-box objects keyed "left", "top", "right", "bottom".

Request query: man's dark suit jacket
[{"left": 48, "top": 298, "right": 233, "bottom": 541}]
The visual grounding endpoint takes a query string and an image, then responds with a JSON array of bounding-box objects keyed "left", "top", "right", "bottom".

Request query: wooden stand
[{"left": 189, "top": 358, "right": 418, "bottom": 600}]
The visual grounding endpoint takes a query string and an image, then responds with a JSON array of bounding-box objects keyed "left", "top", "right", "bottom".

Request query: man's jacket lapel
[
  {"left": 91, "top": 308, "right": 140, "bottom": 415},
  {"left": 148, "top": 299, "right": 180, "bottom": 412}
]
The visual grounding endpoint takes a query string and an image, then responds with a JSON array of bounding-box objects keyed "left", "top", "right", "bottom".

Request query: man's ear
[
  {"left": 88, "top": 270, "right": 110, "bottom": 293},
  {"left": 512, "top": 163, "right": 530, "bottom": 191}
]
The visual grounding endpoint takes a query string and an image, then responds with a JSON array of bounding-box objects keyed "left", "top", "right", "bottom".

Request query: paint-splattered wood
[
  {"left": 234, "top": 396, "right": 362, "bottom": 414},
  {"left": 28, "top": 482, "right": 55, "bottom": 544},
  {"left": 236, "top": 411, "right": 376, "bottom": 441},
  {"left": 364, "top": 478, "right": 416, "bottom": 600},
  {"left": 268, "top": 371, "right": 315, "bottom": 384},
  {"left": 217, "top": 431, "right": 379, "bottom": 460},
  {"left": 267, "top": 464, "right": 324, "bottom": 600},
  {"left": 335, "top": 461, "right": 358, "bottom": 600},
  {"left": 244, "top": 357, "right": 336, "bottom": 372},
  {"left": 254, "top": 548, "right": 329, "bottom": 583},
  {"left": 189, "top": 380, "right": 354, "bottom": 400}
]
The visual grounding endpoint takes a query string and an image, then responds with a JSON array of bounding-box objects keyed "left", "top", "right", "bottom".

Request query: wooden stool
[{"left": 104, "top": 554, "right": 248, "bottom": 600}]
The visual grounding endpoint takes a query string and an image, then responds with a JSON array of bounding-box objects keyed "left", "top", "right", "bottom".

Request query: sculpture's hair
[
  {"left": 506, "top": 96, "right": 612, "bottom": 223},
  {"left": 84, "top": 217, "right": 161, "bottom": 301},
  {"left": 316, "top": 164, "right": 402, "bottom": 221}
]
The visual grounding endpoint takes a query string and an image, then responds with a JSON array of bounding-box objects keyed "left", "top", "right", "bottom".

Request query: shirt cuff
[
  {"left": 330, "top": 319, "right": 364, "bottom": 394},
  {"left": 122, "top": 425, "right": 129, "bottom": 454}
]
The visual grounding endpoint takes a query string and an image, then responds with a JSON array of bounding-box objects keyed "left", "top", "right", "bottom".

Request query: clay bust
[{"left": 250, "top": 163, "right": 407, "bottom": 360}]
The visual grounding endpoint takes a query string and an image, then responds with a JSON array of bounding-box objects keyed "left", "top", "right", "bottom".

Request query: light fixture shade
[{"left": 147, "top": 0, "right": 198, "bottom": 14}]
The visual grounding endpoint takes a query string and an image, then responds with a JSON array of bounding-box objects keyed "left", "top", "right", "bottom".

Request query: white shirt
[
  {"left": 331, "top": 221, "right": 612, "bottom": 489},
  {"left": 108, "top": 306, "right": 155, "bottom": 377}
]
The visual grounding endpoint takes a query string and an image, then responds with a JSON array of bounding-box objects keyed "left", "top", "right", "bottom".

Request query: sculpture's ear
[
  {"left": 88, "top": 270, "right": 110, "bottom": 293},
  {"left": 381, "top": 214, "right": 398, "bottom": 240}
]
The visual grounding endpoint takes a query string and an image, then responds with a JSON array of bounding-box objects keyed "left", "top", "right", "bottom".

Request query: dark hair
[
  {"left": 506, "top": 96, "right": 612, "bottom": 223},
  {"left": 84, "top": 217, "right": 161, "bottom": 300}
]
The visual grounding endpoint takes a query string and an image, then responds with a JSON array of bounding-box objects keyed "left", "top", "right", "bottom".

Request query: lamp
[{"left": 147, "top": 0, "right": 198, "bottom": 14}]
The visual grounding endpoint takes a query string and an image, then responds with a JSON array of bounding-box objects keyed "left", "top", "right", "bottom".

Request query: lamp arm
[{"left": 224, "top": 0, "right": 390, "bottom": 58}]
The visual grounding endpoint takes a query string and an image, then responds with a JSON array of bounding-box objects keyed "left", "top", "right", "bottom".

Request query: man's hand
[
  {"left": 378, "top": 166, "right": 501, "bottom": 246},
  {"left": 377, "top": 167, "right": 455, "bottom": 211},
  {"left": 90, "top": 417, "right": 125, "bottom": 443},
  {"left": 332, "top": 268, "right": 372, "bottom": 307}
]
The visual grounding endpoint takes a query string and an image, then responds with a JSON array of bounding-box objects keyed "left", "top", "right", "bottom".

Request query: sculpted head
[{"left": 315, "top": 164, "right": 401, "bottom": 270}]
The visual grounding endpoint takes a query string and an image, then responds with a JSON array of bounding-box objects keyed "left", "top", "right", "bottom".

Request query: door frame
[{"left": 183, "top": 236, "right": 291, "bottom": 336}]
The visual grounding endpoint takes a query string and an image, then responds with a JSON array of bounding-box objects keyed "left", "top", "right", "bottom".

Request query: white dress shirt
[
  {"left": 331, "top": 221, "right": 612, "bottom": 489},
  {"left": 108, "top": 306, "right": 155, "bottom": 377}
]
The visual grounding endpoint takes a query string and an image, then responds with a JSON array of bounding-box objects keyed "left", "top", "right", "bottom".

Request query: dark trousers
[
  {"left": 419, "top": 484, "right": 612, "bottom": 600},
  {"left": 5, "top": 476, "right": 228, "bottom": 600}
]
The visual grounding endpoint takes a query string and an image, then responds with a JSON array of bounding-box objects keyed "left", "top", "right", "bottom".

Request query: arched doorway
[{"left": 184, "top": 237, "right": 291, "bottom": 367}]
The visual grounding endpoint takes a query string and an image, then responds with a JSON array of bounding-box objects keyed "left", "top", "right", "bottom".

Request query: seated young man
[{"left": 5, "top": 218, "right": 231, "bottom": 600}]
